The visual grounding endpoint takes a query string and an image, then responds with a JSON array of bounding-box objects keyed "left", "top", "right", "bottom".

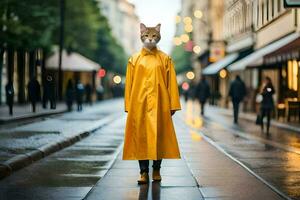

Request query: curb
[
  {"left": 0, "top": 109, "right": 67, "bottom": 125},
  {"left": 0, "top": 114, "right": 118, "bottom": 180},
  {"left": 216, "top": 107, "right": 300, "bottom": 133}
]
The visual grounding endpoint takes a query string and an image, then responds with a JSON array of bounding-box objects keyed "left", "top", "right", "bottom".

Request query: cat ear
[
  {"left": 140, "top": 23, "right": 147, "bottom": 34},
  {"left": 155, "top": 23, "right": 161, "bottom": 32}
]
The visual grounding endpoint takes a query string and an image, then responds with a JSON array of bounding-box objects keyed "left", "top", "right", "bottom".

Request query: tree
[
  {"left": 0, "top": 0, "right": 128, "bottom": 91},
  {"left": 0, "top": 0, "right": 58, "bottom": 50},
  {"left": 171, "top": 45, "right": 193, "bottom": 74}
]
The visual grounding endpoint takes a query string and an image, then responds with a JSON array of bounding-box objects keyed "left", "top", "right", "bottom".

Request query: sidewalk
[
  {"left": 0, "top": 99, "right": 122, "bottom": 180},
  {"left": 213, "top": 105, "right": 300, "bottom": 133},
  {"left": 0, "top": 103, "right": 67, "bottom": 124},
  {"left": 83, "top": 112, "right": 283, "bottom": 200}
]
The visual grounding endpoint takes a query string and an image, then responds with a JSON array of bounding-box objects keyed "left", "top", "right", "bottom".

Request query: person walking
[
  {"left": 260, "top": 76, "right": 275, "bottom": 134},
  {"left": 5, "top": 81, "right": 14, "bottom": 115},
  {"left": 75, "top": 80, "right": 84, "bottom": 112},
  {"left": 65, "top": 79, "right": 75, "bottom": 112},
  {"left": 96, "top": 84, "right": 104, "bottom": 101},
  {"left": 27, "top": 77, "right": 41, "bottom": 113},
  {"left": 85, "top": 83, "right": 92, "bottom": 105},
  {"left": 195, "top": 77, "right": 210, "bottom": 115},
  {"left": 229, "top": 75, "right": 246, "bottom": 124},
  {"left": 123, "top": 23, "right": 181, "bottom": 184},
  {"left": 43, "top": 75, "right": 56, "bottom": 109}
]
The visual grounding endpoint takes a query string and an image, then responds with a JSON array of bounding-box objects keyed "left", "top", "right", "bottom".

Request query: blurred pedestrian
[
  {"left": 260, "top": 76, "right": 275, "bottom": 134},
  {"left": 43, "top": 75, "right": 56, "bottom": 109},
  {"left": 75, "top": 80, "right": 84, "bottom": 111},
  {"left": 195, "top": 77, "right": 210, "bottom": 115},
  {"left": 65, "top": 79, "right": 75, "bottom": 112},
  {"left": 229, "top": 75, "right": 246, "bottom": 124},
  {"left": 27, "top": 77, "right": 41, "bottom": 113},
  {"left": 5, "top": 81, "right": 14, "bottom": 115},
  {"left": 96, "top": 84, "right": 104, "bottom": 101},
  {"left": 188, "top": 82, "right": 197, "bottom": 101},
  {"left": 85, "top": 83, "right": 92, "bottom": 105}
]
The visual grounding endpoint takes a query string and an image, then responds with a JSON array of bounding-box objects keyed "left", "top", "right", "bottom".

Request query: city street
[
  {"left": 0, "top": 98, "right": 299, "bottom": 199},
  {"left": 1, "top": 0, "right": 300, "bottom": 199}
]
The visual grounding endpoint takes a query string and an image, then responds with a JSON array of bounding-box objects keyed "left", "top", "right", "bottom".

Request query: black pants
[
  {"left": 138, "top": 160, "right": 162, "bottom": 174},
  {"left": 8, "top": 104, "right": 13, "bottom": 115},
  {"left": 200, "top": 101, "right": 205, "bottom": 115},
  {"left": 261, "top": 108, "right": 271, "bottom": 133},
  {"left": 31, "top": 102, "right": 36, "bottom": 113},
  {"left": 232, "top": 101, "right": 240, "bottom": 123},
  {"left": 77, "top": 102, "right": 82, "bottom": 111}
]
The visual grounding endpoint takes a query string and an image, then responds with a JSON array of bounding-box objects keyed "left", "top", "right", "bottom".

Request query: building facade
[
  {"left": 98, "top": 0, "right": 140, "bottom": 55},
  {"left": 175, "top": 0, "right": 300, "bottom": 122},
  {"left": 224, "top": 0, "right": 299, "bottom": 122}
]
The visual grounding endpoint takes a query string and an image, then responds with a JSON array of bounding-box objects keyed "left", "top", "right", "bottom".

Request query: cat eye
[{"left": 144, "top": 34, "right": 149, "bottom": 37}]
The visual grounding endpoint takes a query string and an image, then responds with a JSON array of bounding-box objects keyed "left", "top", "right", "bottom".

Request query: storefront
[
  {"left": 228, "top": 32, "right": 300, "bottom": 122},
  {"left": 46, "top": 50, "right": 100, "bottom": 98}
]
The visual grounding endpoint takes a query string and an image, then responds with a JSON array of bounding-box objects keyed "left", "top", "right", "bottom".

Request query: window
[{"left": 288, "top": 60, "right": 299, "bottom": 91}]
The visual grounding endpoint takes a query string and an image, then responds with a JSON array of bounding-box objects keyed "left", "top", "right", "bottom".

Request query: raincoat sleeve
[
  {"left": 124, "top": 58, "right": 134, "bottom": 112},
  {"left": 167, "top": 57, "right": 181, "bottom": 111}
]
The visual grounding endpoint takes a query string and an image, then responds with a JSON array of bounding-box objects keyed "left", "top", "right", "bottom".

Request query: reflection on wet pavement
[
  {"left": 183, "top": 100, "right": 300, "bottom": 199},
  {"left": 0, "top": 116, "right": 126, "bottom": 200}
]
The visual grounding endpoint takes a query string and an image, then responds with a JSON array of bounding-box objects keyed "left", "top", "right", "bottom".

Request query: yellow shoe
[
  {"left": 137, "top": 172, "right": 149, "bottom": 184},
  {"left": 152, "top": 170, "right": 162, "bottom": 182}
]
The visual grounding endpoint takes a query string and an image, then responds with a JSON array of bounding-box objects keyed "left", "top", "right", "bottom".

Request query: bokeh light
[
  {"left": 194, "top": 10, "right": 203, "bottom": 19},
  {"left": 193, "top": 45, "right": 201, "bottom": 54},
  {"left": 183, "top": 16, "right": 192, "bottom": 24},
  {"left": 113, "top": 75, "right": 122, "bottom": 84},
  {"left": 219, "top": 69, "right": 227, "bottom": 79},
  {"left": 173, "top": 37, "right": 182, "bottom": 46},
  {"left": 186, "top": 71, "right": 195, "bottom": 80},
  {"left": 180, "top": 34, "right": 190, "bottom": 43},
  {"left": 182, "top": 82, "right": 190, "bottom": 90},
  {"left": 184, "top": 24, "right": 193, "bottom": 33}
]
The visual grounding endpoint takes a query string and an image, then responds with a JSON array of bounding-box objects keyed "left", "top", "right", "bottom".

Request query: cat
[{"left": 140, "top": 23, "right": 161, "bottom": 50}]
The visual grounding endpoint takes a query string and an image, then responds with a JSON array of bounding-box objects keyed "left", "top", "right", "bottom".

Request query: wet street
[
  {"left": 0, "top": 99, "right": 125, "bottom": 199},
  {"left": 185, "top": 100, "right": 300, "bottom": 199},
  {"left": 0, "top": 98, "right": 299, "bottom": 199}
]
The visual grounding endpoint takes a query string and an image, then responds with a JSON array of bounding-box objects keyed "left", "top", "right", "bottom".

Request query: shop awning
[
  {"left": 202, "top": 53, "right": 239, "bottom": 75},
  {"left": 228, "top": 32, "right": 300, "bottom": 71},
  {"left": 46, "top": 50, "right": 100, "bottom": 72}
]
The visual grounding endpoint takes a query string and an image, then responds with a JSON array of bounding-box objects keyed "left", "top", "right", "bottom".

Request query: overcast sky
[{"left": 128, "top": 0, "right": 181, "bottom": 53}]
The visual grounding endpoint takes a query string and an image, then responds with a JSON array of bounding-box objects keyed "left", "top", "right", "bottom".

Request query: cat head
[{"left": 140, "top": 23, "right": 161, "bottom": 49}]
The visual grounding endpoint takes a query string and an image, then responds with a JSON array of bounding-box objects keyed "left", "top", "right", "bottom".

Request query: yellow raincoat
[{"left": 123, "top": 47, "right": 181, "bottom": 160}]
